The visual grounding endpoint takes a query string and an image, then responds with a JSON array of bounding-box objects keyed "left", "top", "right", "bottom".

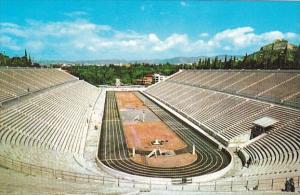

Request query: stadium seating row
[
  {"left": 0, "top": 166, "right": 137, "bottom": 194},
  {"left": 146, "top": 70, "right": 300, "bottom": 177},
  {"left": 0, "top": 68, "right": 77, "bottom": 104},
  {"left": 146, "top": 81, "right": 300, "bottom": 141},
  {"left": 0, "top": 80, "right": 99, "bottom": 154},
  {"left": 168, "top": 70, "right": 300, "bottom": 106},
  {"left": 0, "top": 68, "right": 103, "bottom": 180},
  {"left": 241, "top": 118, "right": 300, "bottom": 176}
]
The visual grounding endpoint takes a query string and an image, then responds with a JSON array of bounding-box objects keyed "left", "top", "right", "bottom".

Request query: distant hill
[
  {"left": 2, "top": 39, "right": 299, "bottom": 69},
  {"left": 37, "top": 55, "right": 243, "bottom": 65},
  {"left": 245, "top": 39, "right": 300, "bottom": 69}
]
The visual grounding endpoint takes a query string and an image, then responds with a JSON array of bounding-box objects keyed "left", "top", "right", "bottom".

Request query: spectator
[
  {"left": 246, "top": 157, "right": 252, "bottom": 168},
  {"left": 290, "top": 178, "right": 295, "bottom": 192},
  {"left": 284, "top": 179, "right": 290, "bottom": 192},
  {"left": 283, "top": 178, "right": 295, "bottom": 192}
]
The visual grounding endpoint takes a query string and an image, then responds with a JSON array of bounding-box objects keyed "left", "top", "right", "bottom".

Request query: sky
[{"left": 0, "top": 1, "right": 300, "bottom": 61}]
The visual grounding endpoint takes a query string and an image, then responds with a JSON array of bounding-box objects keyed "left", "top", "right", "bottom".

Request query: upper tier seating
[
  {"left": 0, "top": 68, "right": 77, "bottom": 104},
  {"left": 147, "top": 81, "right": 300, "bottom": 142},
  {"left": 167, "top": 70, "right": 300, "bottom": 107}
]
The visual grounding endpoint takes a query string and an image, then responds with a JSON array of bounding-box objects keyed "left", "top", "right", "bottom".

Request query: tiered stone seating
[
  {"left": 260, "top": 75, "right": 300, "bottom": 101},
  {"left": 224, "top": 72, "right": 271, "bottom": 93},
  {"left": 203, "top": 100, "right": 270, "bottom": 134},
  {"left": 147, "top": 81, "right": 276, "bottom": 142},
  {"left": 0, "top": 166, "right": 137, "bottom": 195},
  {"left": 0, "top": 68, "right": 104, "bottom": 186},
  {"left": 192, "top": 95, "right": 245, "bottom": 123},
  {"left": 167, "top": 70, "right": 300, "bottom": 105},
  {"left": 212, "top": 71, "right": 251, "bottom": 90},
  {"left": 0, "top": 143, "right": 95, "bottom": 174},
  {"left": 0, "top": 68, "right": 77, "bottom": 104},
  {"left": 0, "top": 80, "right": 99, "bottom": 154},
  {"left": 147, "top": 71, "right": 300, "bottom": 143},
  {"left": 220, "top": 105, "right": 300, "bottom": 140},
  {"left": 147, "top": 70, "right": 300, "bottom": 142},
  {"left": 146, "top": 69, "right": 300, "bottom": 178},
  {"left": 240, "top": 118, "right": 300, "bottom": 176},
  {"left": 239, "top": 72, "right": 296, "bottom": 96}
]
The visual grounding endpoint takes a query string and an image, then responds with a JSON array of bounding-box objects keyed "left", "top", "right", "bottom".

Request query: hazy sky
[{"left": 0, "top": 1, "right": 299, "bottom": 60}]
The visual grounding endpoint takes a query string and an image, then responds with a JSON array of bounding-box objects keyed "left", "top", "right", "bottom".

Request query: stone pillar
[
  {"left": 132, "top": 147, "right": 135, "bottom": 157},
  {"left": 192, "top": 144, "right": 195, "bottom": 155}
]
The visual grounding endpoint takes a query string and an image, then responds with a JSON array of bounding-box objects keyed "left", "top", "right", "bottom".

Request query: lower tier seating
[{"left": 0, "top": 80, "right": 100, "bottom": 154}]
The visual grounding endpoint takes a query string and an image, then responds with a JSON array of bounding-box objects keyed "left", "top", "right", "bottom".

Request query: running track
[{"left": 98, "top": 91, "right": 231, "bottom": 178}]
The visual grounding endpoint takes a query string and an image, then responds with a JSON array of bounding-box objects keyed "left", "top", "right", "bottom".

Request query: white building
[{"left": 153, "top": 73, "right": 167, "bottom": 83}]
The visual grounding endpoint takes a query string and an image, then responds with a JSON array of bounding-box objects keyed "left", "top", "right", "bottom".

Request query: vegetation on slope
[
  {"left": 196, "top": 39, "right": 300, "bottom": 70},
  {"left": 0, "top": 50, "right": 40, "bottom": 67}
]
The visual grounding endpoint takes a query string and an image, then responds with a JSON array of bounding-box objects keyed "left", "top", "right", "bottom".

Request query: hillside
[{"left": 245, "top": 39, "right": 300, "bottom": 69}]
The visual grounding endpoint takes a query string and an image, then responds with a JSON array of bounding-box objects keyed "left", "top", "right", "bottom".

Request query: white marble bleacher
[
  {"left": 0, "top": 68, "right": 77, "bottom": 104},
  {"left": 0, "top": 70, "right": 102, "bottom": 178},
  {"left": 0, "top": 166, "right": 138, "bottom": 195},
  {"left": 145, "top": 69, "right": 300, "bottom": 179},
  {"left": 169, "top": 70, "right": 300, "bottom": 104},
  {"left": 0, "top": 81, "right": 99, "bottom": 154},
  {"left": 240, "top": 118, "right": 300, "bottom": 176}
]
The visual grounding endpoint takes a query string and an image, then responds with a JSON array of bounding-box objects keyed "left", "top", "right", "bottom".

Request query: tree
[
  {"left": 242, "top": 53, "right": 248, "bottom": 69},
  {"left": 24, "top": 49, "right": 28, "bottom": 59},
  {"left": 207, "top": 58, "right": 211, "bottom": 69},
  {"left": 228, "top": 56, "right": 233, "bottom": 69},
  {"left": 198, "top": 58, "right": 202, "bottom": 68},
  {"left": 224, "top": 55, "right": 228, "bottom": 69},
  {"left": 233, "top": 56, "right": 236, "bottom": 67},
  {"left": 28, "top": 55, "right": 32, "bottom": 66},
  {"left": 277, "top": 52, "right": 283, "bottom": 69},
  {"left": 283, "top": 44, "right": 288, "bottom": 69},
  {"left": 212, "top": 56, "right": 218, "bottom": 69},
  {"left": 295, "top": 45, "right": 300, "bottom": 69}
]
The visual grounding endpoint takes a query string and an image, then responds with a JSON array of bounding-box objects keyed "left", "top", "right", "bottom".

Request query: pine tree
[
  {"left": 198, "top": 58, "right": 202, "bottom": 69},
  {"left": 283, "top": 44, "right": 288, "bottom": 69},
  {"left": 295, "top": 45, "right": 300, "bottom": 69},
  {"left": 23, "top": 49, "right": 28, "bottom": 66},
  {"left": 24, "top": 49, "right": 27, "bottom": 59},
  {"left": 228, "top": 56, "right": 233, "bottom": 69},
  {"left": 278, "top": 53, "right": 282, "bottom": 69},
  {"left": 224, "top": 55, "right": 228, "bottom": 69},
  {"left": 207, "top": 58, "right": 211, "bottom": 69},
  {"left": 242, "top": 53, "right": 248, "bottom": 69},
  {"left": 28, "top": 55, "right": 32, "bottom": 66},
  {"left": 213, "top": 56, "right": 218, "bottom": 69}
]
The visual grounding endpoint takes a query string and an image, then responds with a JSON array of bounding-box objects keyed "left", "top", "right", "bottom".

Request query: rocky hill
[{"left": 246, "top": 39, "right": 300, "bottom": 69}]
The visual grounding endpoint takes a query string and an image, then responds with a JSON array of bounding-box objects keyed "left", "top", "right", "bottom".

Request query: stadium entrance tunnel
[{"left": 97, "top": 91, "right": 232, "bottom": 182}]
